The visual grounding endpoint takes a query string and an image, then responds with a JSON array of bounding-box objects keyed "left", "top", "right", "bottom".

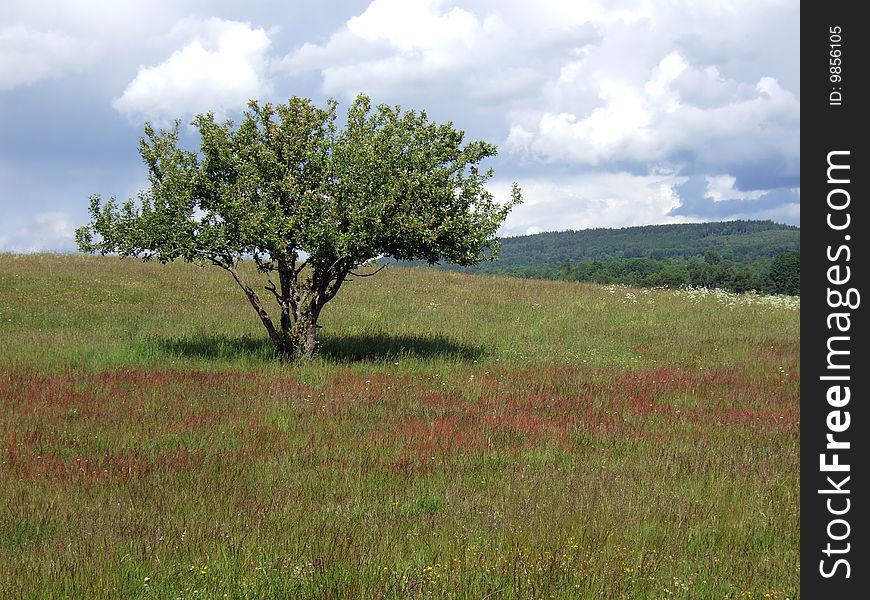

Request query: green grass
[{"left": 0, "top": 254, "right": 799, "bottom": 598}]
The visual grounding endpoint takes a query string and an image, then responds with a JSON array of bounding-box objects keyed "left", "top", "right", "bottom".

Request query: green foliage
[
  {"left": 399, "top": 220, "right": 799, "bottom": 295},
  {"left": 544, "top": 255, "right": 767, "bottom": 293},
  {"left": 77, "top": 95, "right": 521, "bottom": 358},
  {"left": 406, "top": 219, "right": 798, "bottom": 270},
  {"left": 764, "top": 251, "right": 800, "bottom": 295},
  {"left": 546, "top": 249, "right": 801, "bottom": 296}
]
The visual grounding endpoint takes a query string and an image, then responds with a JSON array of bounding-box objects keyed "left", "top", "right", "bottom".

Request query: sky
[{"left": 0, "top": 0, "right": 799, "bottom": 253}]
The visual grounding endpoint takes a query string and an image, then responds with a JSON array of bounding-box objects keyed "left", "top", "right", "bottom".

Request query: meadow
[{"left": 0, "top": 254, "right": 799, "bottom": 598}]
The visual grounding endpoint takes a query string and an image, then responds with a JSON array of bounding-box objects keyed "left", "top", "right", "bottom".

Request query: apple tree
[{"left": 76, "top": 94, "right": 521, "bottom": 359}]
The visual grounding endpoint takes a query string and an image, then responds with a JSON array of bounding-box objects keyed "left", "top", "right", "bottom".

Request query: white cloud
[
  {"left": 0, "top": 25, "right": 95, "bottom": 90},
  {"left": 347, "top": 0, "right": 479, "bottom": 51},
  {"left": 113, "top": 18, "right": 273, "bottom": 121},
  {"left": 671, "top": 64, "right": 757, "bottom": 109},
  {"left": 35, "top": 211, "right": 75, "bottom": 239},
  {"left": 505, "top": 52, "right": 799, "bottom": 173},
  {"left": 759, "top": 200, "right": 799, "bottom": 224},
  {"left": 279, "top": 0, "right": 599, "bottom": 106},
  {"left": 491, "top": 171, "right": 690, "bottom": 236},
  {"left": 0, "top": 211, "right": 76, "bottom": 253},
  {"left": 278, "top": 0, "right": 797, "bottom": 196},
  {"left": 704, "top": 175, "right": 765, "bottom": 202}
]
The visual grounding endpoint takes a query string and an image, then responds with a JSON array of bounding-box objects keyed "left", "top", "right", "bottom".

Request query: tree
[
  {"left": 703, "top": 250, "right": 723, "bottom": 265},
  {"left": 76, "top": 94, "right": 522, "bottom": 359},
  {"left": 764, "top": 251, "right": 800, "bottom": 295}
]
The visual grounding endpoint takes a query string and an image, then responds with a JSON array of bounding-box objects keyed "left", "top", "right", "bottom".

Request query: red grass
[{"left": 2, "top": 361, "right": 798, "bottom": 489}]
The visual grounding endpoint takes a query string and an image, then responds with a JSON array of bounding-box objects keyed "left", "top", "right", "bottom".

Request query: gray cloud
[
  {"left": 668, "top": 175, "right": 799, "bottom": 224},
  {"left": 0, "top": 25, "right": 97, "bottom": 90}
]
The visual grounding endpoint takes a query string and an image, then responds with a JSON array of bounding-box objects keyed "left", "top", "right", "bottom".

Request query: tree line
[
  {"left": 396, "top": 220, "right": 800, "bottom": 296},
  {"left": 492, "top": 250, "right": 800, "bottom": 296}
]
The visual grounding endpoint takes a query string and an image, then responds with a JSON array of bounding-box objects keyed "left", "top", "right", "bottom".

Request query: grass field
[{"left": 0, "top": 254, "right": 799, "bottom": 599}]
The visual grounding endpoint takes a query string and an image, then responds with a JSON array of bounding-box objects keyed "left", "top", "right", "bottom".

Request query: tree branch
[
  {"left": 323, "top": 269, "right": 349, "bottom": 302},
  {"left": 348, "top": 264, "right": 387, "bottom": 278},
  {"left": 226, "top": 263, "right": 281, "bottom": 345},
  {"left": 264, "top": 280, "right": 283, "bottom": 305},
  {"left": 189, "top": 249, "right": 230, "bottom": 269}
]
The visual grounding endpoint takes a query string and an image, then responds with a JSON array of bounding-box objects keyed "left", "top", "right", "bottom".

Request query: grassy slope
[{"left": 0, "top": 254, "right": 799, "bottom": 598}]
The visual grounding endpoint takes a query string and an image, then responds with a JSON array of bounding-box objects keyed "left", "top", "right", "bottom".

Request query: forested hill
[
  {"left": 389, "top": 220, "right": 800, "bottom": 294},
  {"left": 472, "top": 220, "right": 798, "bottom": 270}
]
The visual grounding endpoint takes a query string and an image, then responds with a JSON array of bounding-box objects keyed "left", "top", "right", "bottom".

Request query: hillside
[
  {"left": 488, "top": 219, "right": 796, "bottom": 267},
  {"left": 390, "top": 219, "right": 800, "bottom": 293},
  {"left": 403, "top": 219, "right": 799, "bottom": 270}
]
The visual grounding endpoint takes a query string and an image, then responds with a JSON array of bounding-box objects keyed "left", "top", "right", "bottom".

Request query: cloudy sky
[{"left": 0, "top": 0, "right": 799, "bottom": 252}]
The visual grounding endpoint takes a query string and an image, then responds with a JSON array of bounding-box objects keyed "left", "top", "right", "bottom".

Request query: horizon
[
  {"left": 497, "top": 217, "right": 799, "bottom": 240},
  {"left": 0, "top": 217, "right": 801, "bottom": 257}
]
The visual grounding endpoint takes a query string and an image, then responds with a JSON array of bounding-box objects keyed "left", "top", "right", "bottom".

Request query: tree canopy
[
  {"left": 77, "top": 94, "right": 521, "bottom": 358},
  {"left": 764, "top": 251, "right": 800, "bottom": 296}
]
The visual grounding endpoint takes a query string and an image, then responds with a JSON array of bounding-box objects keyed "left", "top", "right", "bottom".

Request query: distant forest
[{"left": 391, "top": 220, "right": 800, "bottom": 295}]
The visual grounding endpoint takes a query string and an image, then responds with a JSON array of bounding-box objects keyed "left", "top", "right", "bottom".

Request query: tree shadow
[
  {"left": 148, "top": 332, "right": 484, "bottom": 363},
  {"left": 150, "top": 335, "right": 276, "bottom": 361},
  {"left": 318, "top": 331, "right": 484, "bottom": 363}
]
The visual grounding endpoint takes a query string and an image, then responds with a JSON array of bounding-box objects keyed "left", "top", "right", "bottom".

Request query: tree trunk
[
  {"left": 227, "top": 260, "right": 330, "bottom": 361},
  {"left": 249, "top": 284, "right": 320, "bottom": 361},
  {"left": 293, "top": 304, "right": 321, "bottom": 359},
  {"left": 301, "top": 316, "right": 319, "bottom": 358},
  {"left": 226, "top": 263, "right": 285, "bottom": 352}
]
